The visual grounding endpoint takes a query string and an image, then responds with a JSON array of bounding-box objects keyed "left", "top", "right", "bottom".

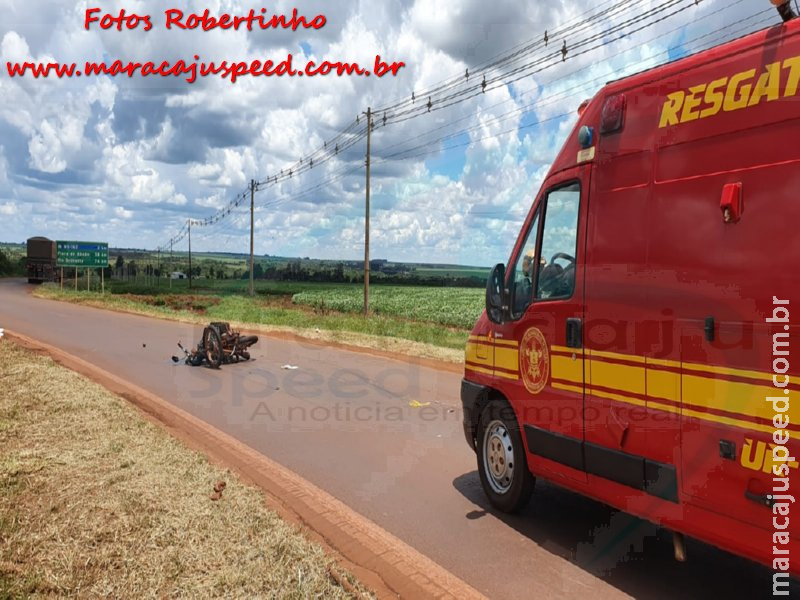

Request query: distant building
[
  {"left": 369, "top": 259, "right": 388, "bottom": 272},
  {"left": 171, "top": 271, "right": 187, "bottom": 280}
]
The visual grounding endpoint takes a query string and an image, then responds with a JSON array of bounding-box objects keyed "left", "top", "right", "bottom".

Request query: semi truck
[
  {"left": 461, "top": 1, "right": 800, "bottom": 582},
  {"left": 26, "top": 237, "right": 58, "bottom": 284}
]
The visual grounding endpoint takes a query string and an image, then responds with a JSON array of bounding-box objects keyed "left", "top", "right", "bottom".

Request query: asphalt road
[{"left": 0, "top": 279, "right": 792, "bottom": 599}]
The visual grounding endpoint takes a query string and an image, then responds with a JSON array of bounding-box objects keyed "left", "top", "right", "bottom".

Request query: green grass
[
  {"left": 113, "top": 279, "right": 340, "bottom": 296},
  {"left": 292, "top": 286, "right": 484, "bottom": 329},
  {"left": 215, "top": 296, "right": 472, "bottom": 349},
  {"left": 34, "top": 283, "right": 477, "bottom": 352}
]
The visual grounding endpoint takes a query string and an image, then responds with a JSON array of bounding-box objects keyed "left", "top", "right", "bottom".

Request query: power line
[
  {"left": 377, "top": 0, "right": 695, "bottom": 128},
  {"left": 172, "top": 5, "right": 771, "bottom": 254},
  {"left": 254, "top": 5, "right": 771, "bottom": 237},
  {"left": 372, "top": 0, "right": 647, "bottom": 115},
  {"left": 156, "top": 0, "right": 678, "bottom": 250},
  {"left": 155, "top": 0, "right": 766, "bottom": 256},
  {"left": 373, "top": 2, "right": 766, "bottom": 165}
]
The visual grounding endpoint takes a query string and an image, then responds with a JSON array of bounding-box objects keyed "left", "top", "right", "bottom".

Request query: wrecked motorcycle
[{"left": 175, "top": 322, "right": 258, "bottom": 368}]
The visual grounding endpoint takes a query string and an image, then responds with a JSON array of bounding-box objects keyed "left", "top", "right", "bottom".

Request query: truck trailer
[{"left": 26, "top": 237, "right": 57, "bottom": 284}]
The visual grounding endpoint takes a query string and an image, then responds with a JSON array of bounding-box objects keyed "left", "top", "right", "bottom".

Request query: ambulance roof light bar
[{"left": 771, "top": 0, "right": 797, "bottom": 22}]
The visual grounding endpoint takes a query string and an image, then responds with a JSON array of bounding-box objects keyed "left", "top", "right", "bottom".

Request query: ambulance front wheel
[{"left": 476, "top": 398, "right": 535, "bottom": 513}]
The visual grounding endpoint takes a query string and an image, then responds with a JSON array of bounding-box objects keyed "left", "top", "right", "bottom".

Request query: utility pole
[
  {"left": 249, "top": 179, "right": 256, "bottom": 297},
  {"left": 363, "top": 107, "right": 372, "bottom": 316},
  {"left": 188, "top": 219, "right": 192, "bottom": 289},
  {"left": 157, "top": 249, "right": 160, "bottom": 288},
  {"left": 169, "top": 240, "right": 173, "bottom": 290}
]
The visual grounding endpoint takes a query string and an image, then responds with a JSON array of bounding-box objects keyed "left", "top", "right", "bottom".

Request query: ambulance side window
[
  {"left": 510, "top": 208, "right": 541, "bottom": 317},
  {"left": 536, "top": 182, "right": 580, "bottom": 300}
]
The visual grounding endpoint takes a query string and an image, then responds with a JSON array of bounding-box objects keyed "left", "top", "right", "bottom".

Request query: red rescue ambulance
[{"left": 461, "top": 3, "right": 800, "bottom": 578}]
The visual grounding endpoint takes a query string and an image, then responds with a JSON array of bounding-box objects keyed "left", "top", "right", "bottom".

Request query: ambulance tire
[{"left": 476, "top": 398, "right": 535, "bottom": 513}]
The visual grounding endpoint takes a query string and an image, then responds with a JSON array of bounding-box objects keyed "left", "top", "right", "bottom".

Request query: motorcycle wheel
[{"left": 203, "top": 326, "right": 223, "bottom": 369}]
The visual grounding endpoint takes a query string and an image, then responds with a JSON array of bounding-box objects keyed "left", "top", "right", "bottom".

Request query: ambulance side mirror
[{"left": 486, "top": 263, "right": 507, "bottom": 324}]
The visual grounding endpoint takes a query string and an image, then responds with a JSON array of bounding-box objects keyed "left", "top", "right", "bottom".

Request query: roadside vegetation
[
  {"left": 0, "top": 246, "right": 24, "bottom": 277},
  {"left": 23, "top": 249, "right": 487, "bottom": 357},
  {"left": 293, "top": 285, "right": 482, "bottom": 329},
  {"left": 0, "top": 339, "right": 370, "bottom": 598},
  {"left": 33, "top": 279, "right": 481, "bottom": 356}
]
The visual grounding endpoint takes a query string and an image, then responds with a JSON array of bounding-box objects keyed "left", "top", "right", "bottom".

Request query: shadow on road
[{"left": 453, "top": 470, "right": 798, "bottom": 599}]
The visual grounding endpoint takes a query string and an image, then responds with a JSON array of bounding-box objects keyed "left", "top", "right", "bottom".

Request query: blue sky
[{"left": 0, "top": 0, "right": 769, "bottom": 266}]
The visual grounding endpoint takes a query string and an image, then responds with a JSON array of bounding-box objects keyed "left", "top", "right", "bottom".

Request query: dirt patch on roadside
[
  {"left": 120, "top": 293, "right": 222, "bottom": 314},
  {"left": 257, "top": 294, "right": 310, "bottom": 311}
]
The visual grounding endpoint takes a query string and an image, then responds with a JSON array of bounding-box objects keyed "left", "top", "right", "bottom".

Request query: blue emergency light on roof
[{"left": 578, "top": 126, "right": 594, "bottom": 149}]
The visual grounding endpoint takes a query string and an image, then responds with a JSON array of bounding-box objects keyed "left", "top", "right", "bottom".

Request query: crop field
[
  {"left": 413, "top": 266, "right": 490, "bottom": 279},
  {"left": 292, "top": 285, "right": 485, "bottom": 329},
  {"left": 104, "top": 279, "right": 486, "bottom": 330},
  {"left": 32, "top": 254, "right": 490, "bottom": 350},
  {"left": 34, "top": 281, "right": 478, "bottom": 353}
]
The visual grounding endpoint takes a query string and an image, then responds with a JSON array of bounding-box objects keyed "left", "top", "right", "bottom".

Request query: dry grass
[{"left": 0, "top": 340, "right": 372, "bottom": 599}]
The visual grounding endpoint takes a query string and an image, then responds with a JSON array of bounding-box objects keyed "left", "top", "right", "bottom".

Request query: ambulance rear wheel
[{"left": 477, "top": 399, "right": 534, "bottom": 513}]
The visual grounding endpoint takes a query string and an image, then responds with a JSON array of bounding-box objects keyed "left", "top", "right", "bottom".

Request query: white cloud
[
  {"left": 1, "top": 30, "right": 28, "bottom": 62},
  {"left": 115, "top": 206, "right": 133, "bottom": 219},
  {"left": 0, "top": 0, "right": 764, "bottom": 262},
  {"left": 0, "top": 146, "right": 8, "bottom": 185}
]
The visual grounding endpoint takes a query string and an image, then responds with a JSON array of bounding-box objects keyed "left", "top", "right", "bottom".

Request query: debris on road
[
  {"left": 281, "top": 364, "right": 299, "bottom": 370},
  {"left": 176, "top": 322, "right": 258, "bottom": 369},
  {"left": 408, "top": 399, "right": 430, "bottom": 408}
]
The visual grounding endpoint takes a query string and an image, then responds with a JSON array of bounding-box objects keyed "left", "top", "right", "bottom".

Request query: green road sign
[{"left": 56, "top": 241, "right": 109, "bottom": 267}]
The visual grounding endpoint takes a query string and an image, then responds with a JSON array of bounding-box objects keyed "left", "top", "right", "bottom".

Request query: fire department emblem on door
[{"left": 520, "top": 327, "right": 550, "bottom": 394}]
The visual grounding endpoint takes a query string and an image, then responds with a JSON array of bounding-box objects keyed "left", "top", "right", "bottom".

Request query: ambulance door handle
[
  {"left": 566, "top": 318, "right": 583, "bottom": 349},
  {"left": 745, "top": 490, "right": 775, "bottom": 508}
]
